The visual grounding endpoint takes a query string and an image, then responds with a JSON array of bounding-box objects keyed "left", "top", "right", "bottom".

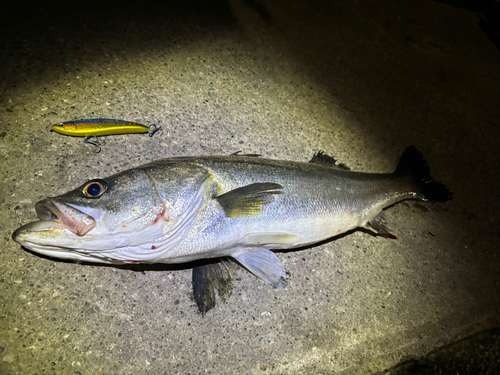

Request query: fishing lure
[{"left": 50, "top": 118, "right": 161, "bottom": 152}]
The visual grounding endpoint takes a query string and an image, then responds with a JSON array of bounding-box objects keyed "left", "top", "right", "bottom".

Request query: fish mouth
[{"left": 34, "top": 198, "right": 96, "bottom": 236}]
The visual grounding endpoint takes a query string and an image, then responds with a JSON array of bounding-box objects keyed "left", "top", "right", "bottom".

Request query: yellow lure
[
  {"left": 50, "top": 118, "right": 159, "bottom": 137},
  {"left": 50, "top": 118, "right": 161, "bottom": 153}
]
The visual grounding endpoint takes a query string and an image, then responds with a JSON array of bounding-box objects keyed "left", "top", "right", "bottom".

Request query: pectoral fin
[
  {"left": 231, "top": 248, "right": 288, "bottom": 289},
  {"left": 192, "top": 258, "right": 238, "bottom": 316},
  {"left": 215, "top": 183, "right": 283, "bottom": 218}
]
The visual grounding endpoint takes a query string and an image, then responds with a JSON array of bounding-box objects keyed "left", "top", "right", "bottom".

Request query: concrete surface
[
  {"left": 1, "top": 0, "right": 499, "bottom": 374},
  {"left": 374, "top": 327, "right": 500, "bottom": 375}
]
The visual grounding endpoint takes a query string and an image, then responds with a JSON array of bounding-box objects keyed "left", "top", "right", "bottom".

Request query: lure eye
[
  {"left": 82, "top": 179, "right": 108, "bottom": 198},
  {"left": 51, "top": 123, "right": 77, "bottom": 131}
]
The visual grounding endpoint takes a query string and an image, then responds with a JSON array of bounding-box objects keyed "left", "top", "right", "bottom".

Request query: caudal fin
[{"left": 395, "top": 146, "right": 453, "bottom": 202}]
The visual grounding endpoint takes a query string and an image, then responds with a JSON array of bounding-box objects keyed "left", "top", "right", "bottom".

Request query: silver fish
[{"left": 12, "top": 147, "right": 452, "bottom": 293}]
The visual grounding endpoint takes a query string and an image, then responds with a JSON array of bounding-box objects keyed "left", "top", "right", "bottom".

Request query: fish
[
  {"left": 12, "top": 147, "right": 452, "bottom": 313},
  {"left": 50, "top": 118, "right": 161, "bottom": 152}
]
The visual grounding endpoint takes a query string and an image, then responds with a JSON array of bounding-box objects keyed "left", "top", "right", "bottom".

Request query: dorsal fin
[
  {"left": 309, "top": 151, "right": 350, "bottom": 170},
  {"left": 231, "top": 151, "right": 261, "bottom": 157}
]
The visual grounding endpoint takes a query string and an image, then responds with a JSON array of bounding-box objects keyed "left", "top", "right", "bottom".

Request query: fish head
[{"left": 12, "top": 166, "right": 186, "bottom": 264}]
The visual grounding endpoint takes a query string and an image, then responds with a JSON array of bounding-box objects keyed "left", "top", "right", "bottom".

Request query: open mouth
[{"left": 35, "top": 198, "right": 96, "bottom": 236}]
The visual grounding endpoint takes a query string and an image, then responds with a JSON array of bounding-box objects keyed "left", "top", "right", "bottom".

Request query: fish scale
[{"left": 12, "top": 147, "right": 452, "bottom": 312}]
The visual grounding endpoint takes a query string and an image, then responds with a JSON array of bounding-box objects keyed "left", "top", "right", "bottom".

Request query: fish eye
[{"left": 82, "top": 179, "right": 108, "bottom": 198}]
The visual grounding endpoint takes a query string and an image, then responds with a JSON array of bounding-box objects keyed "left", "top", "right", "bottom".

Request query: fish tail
[{"left": 395, "top": 146, "right": 453, "bottom": 202}]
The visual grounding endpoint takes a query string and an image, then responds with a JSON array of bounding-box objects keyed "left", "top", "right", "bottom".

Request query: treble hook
[
  {"left": 83, "top": 136, "right": 105, "bottom": 153},
  {"left": 148, "top": 121, "right": 162, "bottom": 137}
]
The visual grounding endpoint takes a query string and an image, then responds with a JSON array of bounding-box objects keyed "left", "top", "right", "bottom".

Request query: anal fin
[
  {"left": 367, "top": 212, "right": 397, "bottom": 239},
  {"left": 231, "top": 248, "right": 288, "bottom": 289}
]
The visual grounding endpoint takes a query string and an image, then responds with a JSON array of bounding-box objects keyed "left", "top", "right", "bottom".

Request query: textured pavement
[{"left": 1, "top": 0, "right": 499, "bottom": 374}]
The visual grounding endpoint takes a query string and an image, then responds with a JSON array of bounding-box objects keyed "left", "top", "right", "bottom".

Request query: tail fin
[{"left": 395, "top": 146, "right": 453, "bottom": 202}]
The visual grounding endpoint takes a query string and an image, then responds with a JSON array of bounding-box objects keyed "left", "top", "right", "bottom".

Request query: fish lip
[{"left": 34, "top": 198, "right": 96, "bottom": 236}]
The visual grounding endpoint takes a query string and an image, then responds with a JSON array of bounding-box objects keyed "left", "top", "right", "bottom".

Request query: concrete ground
[{"left": 1, "top": 0, "right": 499, "bottom": 374}]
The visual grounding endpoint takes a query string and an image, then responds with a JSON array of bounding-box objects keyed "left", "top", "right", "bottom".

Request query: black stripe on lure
[{"left": 50, "top": 118, "right": 161, "bottom": 153}]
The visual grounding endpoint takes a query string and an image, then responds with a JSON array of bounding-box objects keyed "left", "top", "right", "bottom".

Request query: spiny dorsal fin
[
  {"left": 192, "top": 258, "right": 238, "bottom": 316},
  {"left": 309, "top": 151, "right": 350, "bottom": 170},
  {"left": 231, "top": 151, "right": 261, "bottom": 157},
  {"left": 215, "top": 182, "right": 283, "bottom": 218}
]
